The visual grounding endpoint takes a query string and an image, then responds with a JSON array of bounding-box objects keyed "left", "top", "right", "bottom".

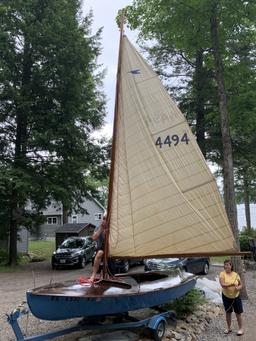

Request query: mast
[{"left": 103, "top": 15, "right": 125, "bottom": 278}]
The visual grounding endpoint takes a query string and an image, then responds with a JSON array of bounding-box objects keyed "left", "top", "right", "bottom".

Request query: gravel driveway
[
  {"left": 0, "top": 261, "right": 91, "bottom": 341},
  {"left": 0, "top": 262, "right": 255, "bottom": 341},
  {"left": 198, "top": 264, "right": 256, "bottom": 341}
]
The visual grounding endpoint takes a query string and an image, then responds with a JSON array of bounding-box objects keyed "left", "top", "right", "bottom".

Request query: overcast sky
[{"left": 82, "top": 0, "right": 137, "bottom": 138}]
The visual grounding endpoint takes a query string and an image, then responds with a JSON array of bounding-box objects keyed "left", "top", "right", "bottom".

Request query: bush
[
  {"left": 161, "top": 288, "right": 206, "bottom": 318},
  {"left": 240, "top": 235, "right": 250, "bottom": 252},
  {"left": 0, "top": 248, "right": 8, "bottom": 264},
  {"left": 239, "top": 228, "right": 256, "bottom": 252}
]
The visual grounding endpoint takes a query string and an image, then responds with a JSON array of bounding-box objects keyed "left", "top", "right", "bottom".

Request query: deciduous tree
[{"left": 125, "top": 0, "right": 256, "bottom": 297}]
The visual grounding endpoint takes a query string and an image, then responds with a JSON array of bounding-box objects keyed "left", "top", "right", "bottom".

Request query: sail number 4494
[{"left": 155, "top": 133, "right": 189, "bottom": 148}]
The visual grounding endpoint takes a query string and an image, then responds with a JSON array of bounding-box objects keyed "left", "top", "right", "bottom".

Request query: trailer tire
[{"left": 152, "top": 320, "right": 166, "bottom": 341}]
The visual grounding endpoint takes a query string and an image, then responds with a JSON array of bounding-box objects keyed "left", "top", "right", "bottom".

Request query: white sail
[{"left": 109, "top": 36, "right": 238, "bottom": 258}]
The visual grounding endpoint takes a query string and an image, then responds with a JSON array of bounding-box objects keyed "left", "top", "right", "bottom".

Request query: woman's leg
[
  {"left": 225, "top": 312, "right": 232, "bottom": 331},
  {"left": 234, "top": 296, "right": 244, "bottom": 334},
  {"left": 236, "top": 313, "right": 243, "bottom": 334},
  {"left": 90, "top": 250, "right": 104, "bottom": 281}
]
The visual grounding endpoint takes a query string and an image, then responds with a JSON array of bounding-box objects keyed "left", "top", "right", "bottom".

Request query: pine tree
[{"left": 0, "top": 0, "right": 106, "bottom": 265}]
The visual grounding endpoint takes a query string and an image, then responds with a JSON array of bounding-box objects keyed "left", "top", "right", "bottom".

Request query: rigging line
[{"left": 124, "top": 37, "right": 233, "bottom": 244}]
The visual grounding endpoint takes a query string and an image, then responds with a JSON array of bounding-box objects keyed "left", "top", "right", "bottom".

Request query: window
[
  {"left": 95, "top": 213, "right": 102, "bottom": 220},
  {"left": 72, "top": 215, "right": 78, "bottom": 224},
  {"left": 47, "top": 217, "right": 57, "bottom": 225}
]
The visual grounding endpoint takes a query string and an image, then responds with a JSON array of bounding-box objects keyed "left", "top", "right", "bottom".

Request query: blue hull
[{"left": 27, "top": 273, "right": 196, "bottom": 320}]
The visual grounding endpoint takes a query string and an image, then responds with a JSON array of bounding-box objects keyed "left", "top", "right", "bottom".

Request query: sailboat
[{"left": 26, "top": 26, "right": 239, "bottom": 321}]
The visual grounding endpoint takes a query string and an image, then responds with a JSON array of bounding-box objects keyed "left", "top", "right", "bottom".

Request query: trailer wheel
[{"left": 152, "top": 320, "right": 166, "bottom": 341}]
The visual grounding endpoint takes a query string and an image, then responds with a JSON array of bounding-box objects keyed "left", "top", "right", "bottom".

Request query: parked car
[
  {"left": 51, "top": 236, "right": 96, "bottom": 269},
  {"left": 144, "top": 257, "right": 210, "bottom": 275},
  {"left": 114, "top": 259, "right": 144, "bottom": 273},
  {"left": 91, "top": 256, "right": 144, "bottom": 274}
]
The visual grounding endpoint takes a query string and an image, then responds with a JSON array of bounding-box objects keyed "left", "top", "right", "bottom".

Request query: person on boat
[
  {"left": 219, "top": 259, "right": 244, "bottom": 336},
  {"left": 89, "top": 213, "right": 107, "bottom": 282}
]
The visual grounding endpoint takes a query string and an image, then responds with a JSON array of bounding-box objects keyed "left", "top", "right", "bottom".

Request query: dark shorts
[
  {"left": 97, "top": 238, "right": 104, "bottom": 252},
  {"left": 96, "top": 243, "right": 104, "bottom": 253},
  {"left": 222, "top": 293, "right": 243, "bottom": 314}
]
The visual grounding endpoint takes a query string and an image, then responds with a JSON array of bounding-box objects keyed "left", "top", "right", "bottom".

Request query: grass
[
  {"left": 210, "top": 256, "right": 228, "bottom": 264},
  {"left": 0, "top": 253, "right": 31, "bottom": 272},
  {"left": 29, "top": 240, "right": 55, "bottom": 260},
  {"left": 0, "top": 239, "right": 55, "bottom": 272},
  {"left": 0, "top": 264, "right": 24, "bottom": 272}
]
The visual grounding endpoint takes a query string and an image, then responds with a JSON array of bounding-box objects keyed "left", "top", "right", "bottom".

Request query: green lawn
[
  {"left": 210, "top": 256, "right": 227, "bottom": 264},
  {"left": 0, "top": 240, "right": 55, "bottom": 272},
  {"left": 29, "top": 239, "right": 55, "bottom": 260}
]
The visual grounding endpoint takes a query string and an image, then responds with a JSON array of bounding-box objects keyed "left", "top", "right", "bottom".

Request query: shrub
[
  {"left": 239, "top": 228, "right": 256, "bottom": 252},
  {"left": 161, "top": 288, "right": 206, "bottom": 318},
  {"left": 240, "top": 235, "right": 250, "bottom": 252},
  {"left": 240, "top": 227, "right": 256, "bottom": 238},
  {"left": 0, "top": 248, "right": 8, "bottom": 264}
]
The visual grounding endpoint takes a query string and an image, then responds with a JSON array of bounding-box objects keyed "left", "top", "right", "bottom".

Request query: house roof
[
  {"left": 87, "top": 193, "right": 105, "bottom": 211},
  {"left": 55, "top": 223, "right": 95, "bottom": 233}
]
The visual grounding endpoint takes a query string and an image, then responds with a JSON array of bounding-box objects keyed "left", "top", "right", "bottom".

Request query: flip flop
[
  {"left": 79, "top": 276, "right": 91, "bottom": 285},
  {"left": 224, "top": 329, "right": 232, "bottom": 334},
  {"left": 237, "top": 331, "right": 244, "bottom": 336}
]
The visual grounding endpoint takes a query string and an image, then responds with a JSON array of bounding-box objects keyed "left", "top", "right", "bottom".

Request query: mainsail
[{"left": 108, "top": 35, "right": 238, "bottom": 258}]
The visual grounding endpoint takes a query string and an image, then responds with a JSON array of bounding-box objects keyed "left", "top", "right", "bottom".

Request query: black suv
[
  {"left": 51, "top": 236, "right": 96, "bottom": 269},
  {"left": 144, "top": 257, "right": 210, "bottom": 275},
  {"left": 114, "top": 259, "right": 144, "bottom": 273}
]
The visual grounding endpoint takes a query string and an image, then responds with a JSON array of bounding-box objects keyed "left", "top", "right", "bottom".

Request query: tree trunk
[
  {"left": 243, "top": 174, "right": 251, "bottom": 231},
  {"left": 8, "top": 222, "right": 18, "bottom": 266},
  {"left": 62, "top": 204, "right": 69, "bottom": 224},
  {"left": 209, "top": 4, "right": 248, "bottom": 299},
  {"left": 194, "top": 49, "right": 206, "bottom": 157},
  {"left": 8, "top": 36, "right": 31, "bottom": 265},
  {"left": 8, "top": 192, "right": 18, "bottom": 266}
]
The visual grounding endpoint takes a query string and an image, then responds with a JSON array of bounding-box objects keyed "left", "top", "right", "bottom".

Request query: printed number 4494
[{"left": 155, "top": 133, "right": 189, "bottom": 148}]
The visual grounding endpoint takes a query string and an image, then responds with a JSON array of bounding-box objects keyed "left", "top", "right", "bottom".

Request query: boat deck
[{"left": 29, "top": 272, "right": 194, "bottom": 297}]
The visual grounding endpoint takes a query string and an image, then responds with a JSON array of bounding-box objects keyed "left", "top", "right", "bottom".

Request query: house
[
  {"left": 17, "top": 228, "right": 29, "bottom": 252},
  {"left": 55, "top": 223, "right": 95, "bottom": 248},
  {"left": 32, "top": 196, "right": 105, "bottom": 238},
  {"left": 0, "top": 227, "right": 28, "bottom": 254}
]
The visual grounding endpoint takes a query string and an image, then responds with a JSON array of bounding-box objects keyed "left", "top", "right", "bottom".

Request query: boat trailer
[{"left": 7, "top": 305, "right": 176, "bottom": 341}]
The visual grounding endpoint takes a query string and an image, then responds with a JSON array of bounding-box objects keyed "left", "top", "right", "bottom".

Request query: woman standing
[{"left": 219, "top": 259, "right": 244, "bottom": 336}]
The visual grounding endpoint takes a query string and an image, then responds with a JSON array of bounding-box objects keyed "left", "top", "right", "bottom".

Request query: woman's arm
[
  {"left": 219, "top": 276, "right": 235, "bottom": 288},
  {"left": 235, "top": 278, "right": 243, "bottom": 291},
  {"left": 92, "top": 221, "right": 107, "bottom": 241}
]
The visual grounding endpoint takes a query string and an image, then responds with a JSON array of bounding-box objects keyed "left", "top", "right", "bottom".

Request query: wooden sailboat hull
[{"left": 26, "top": 272, "right": 196, "bottom": 321}]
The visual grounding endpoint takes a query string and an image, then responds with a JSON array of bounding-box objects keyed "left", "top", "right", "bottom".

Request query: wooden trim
[
  {"left": 103, "top": 16, "right": 125, "bottom": 278},
  {"left": 110, "top": 251, "right": 251, "bottom": 259}
]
